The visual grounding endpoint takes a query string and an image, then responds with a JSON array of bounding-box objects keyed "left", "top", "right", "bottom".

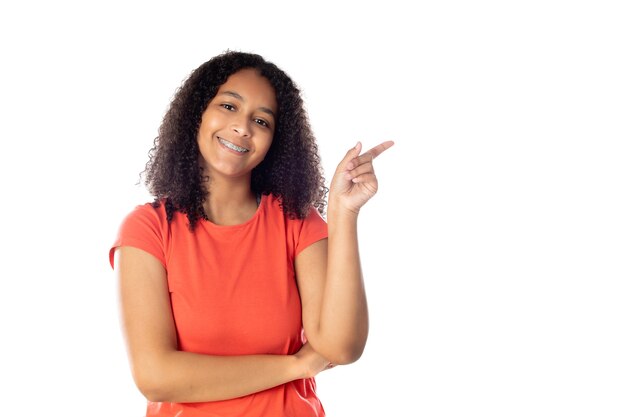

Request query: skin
[
  {"left": 115, "top": 68, "right": 394, "bottom": 403},
  {"left": 295, "top": 140, "right": 394, "bottom": 364},
  {"left": 196, "top": 69, "right": 277, "bottom": 225}
]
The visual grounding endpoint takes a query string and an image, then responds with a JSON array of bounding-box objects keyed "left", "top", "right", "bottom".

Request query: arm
[
  {"left": 296, "top": 141, "right": 394, "bottom": 365},
  {"left": 115, "top": 246, "right": 329, "bottom": 403}
]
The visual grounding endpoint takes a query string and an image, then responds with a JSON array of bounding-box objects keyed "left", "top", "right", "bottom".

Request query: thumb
[{"left": 338, "top": 141, "right": 362, "bottom": 171}]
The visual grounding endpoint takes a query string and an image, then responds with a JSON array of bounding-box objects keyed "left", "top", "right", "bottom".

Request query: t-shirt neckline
[{"left": 200, "top": 194, "right": 266, "bottom": 230}]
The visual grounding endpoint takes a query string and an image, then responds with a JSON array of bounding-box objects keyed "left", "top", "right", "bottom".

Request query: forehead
[{"left": 217, "top": 68, "right": 277, "bottom": 110}]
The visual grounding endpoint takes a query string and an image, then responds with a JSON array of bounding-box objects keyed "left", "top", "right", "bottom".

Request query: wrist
[
  {"left": 290, "top": 353, "right": 309, "bottom": 380},
  {"left": 327, "top": 199, "right": 360, "bottom": 219}
]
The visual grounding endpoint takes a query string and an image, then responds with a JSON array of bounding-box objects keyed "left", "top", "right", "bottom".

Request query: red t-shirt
[{"left": 110, "top": 194, "right": 328, "bottom": 417}]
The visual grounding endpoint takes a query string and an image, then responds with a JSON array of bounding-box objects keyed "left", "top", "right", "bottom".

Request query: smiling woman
[
  {"left": 196, "top": 69, "right": 277, "bottom": 186},
  {"left": 109, "top": 51, "right": 393, "bottom": 417}
]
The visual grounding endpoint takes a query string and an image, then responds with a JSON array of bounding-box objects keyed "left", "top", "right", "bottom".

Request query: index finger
[{"left": 364, "top": 140, "right": 395, "bottom": 159}]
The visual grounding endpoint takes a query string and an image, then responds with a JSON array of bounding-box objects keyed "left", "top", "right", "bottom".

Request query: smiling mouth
[{"left": 218, "top": 137, "right": 250, "bottom": 153}]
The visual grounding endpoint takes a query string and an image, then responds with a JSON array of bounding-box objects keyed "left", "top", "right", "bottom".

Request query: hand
[
  {"left": 293, "top": 343, "right": 334, "bottom": 379},
  {"left": 329, "top": 141, "right": 395, "bottom": 214}
]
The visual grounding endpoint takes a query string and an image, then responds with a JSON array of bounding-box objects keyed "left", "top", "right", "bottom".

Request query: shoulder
[
  {"left": 263, "top": 194, "right": 327, "bottom": 255},
  {"left": 122, "top": 200, "right": 167, "bottom": 225},
  {"left": 109, "top": 200, "right": 170, "bottom": 268},
  {"left": 264, "top": 193, "right": 326, "bottom": 225},
  {"left": 113, "top": 201, "right": 169, "bottom": 238}
]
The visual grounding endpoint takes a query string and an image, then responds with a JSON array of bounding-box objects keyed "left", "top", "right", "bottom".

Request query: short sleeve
[
  {"left": 294, "top": 207, "right": 328, "bottom": 256},
  {"left": 109, "top": 203, "right": 167, "bottom": 269}
]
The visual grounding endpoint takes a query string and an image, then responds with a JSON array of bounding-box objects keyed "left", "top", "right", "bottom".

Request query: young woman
[{"left": 110, "top": 51, "right": 393, "bottom": 416}]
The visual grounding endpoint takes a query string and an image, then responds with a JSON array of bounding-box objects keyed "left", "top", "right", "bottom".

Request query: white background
[{"left": 1, "top": 1, "right": 624, "bottom": 416}]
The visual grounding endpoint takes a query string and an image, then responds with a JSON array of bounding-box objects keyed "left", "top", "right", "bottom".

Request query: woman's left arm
[{"left": 295, "top": 141, "right": 394, "bottom": 365}]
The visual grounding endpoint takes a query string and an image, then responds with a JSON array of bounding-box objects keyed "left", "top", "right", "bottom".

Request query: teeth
[{"left": 219, "top": 138, "right": 249, "bottom": 153}]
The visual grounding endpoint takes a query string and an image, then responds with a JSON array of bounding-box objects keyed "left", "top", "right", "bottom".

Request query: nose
[{"left": 231, "top": 114, "right": 251, "bottom": 138}]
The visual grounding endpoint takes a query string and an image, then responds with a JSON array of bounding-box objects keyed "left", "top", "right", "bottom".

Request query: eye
[
  {"left": 220, "top": 103, "right": 236, "bottom": 111},
  {"left": 254, "top": 118, "right": 270, "bottom": 128}
]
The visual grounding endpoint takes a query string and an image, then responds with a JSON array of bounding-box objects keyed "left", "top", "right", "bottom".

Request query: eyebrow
[{"left": 220, "top": 90, "right": 276, "bottom": 118}]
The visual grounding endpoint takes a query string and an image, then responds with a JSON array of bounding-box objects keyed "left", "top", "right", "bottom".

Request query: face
[{"left": 197, "top": 68, "right": 277, "bottom": 182}]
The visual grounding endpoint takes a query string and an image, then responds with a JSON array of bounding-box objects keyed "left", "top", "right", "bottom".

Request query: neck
[{"left": 202, "top": 176, "right": 259, "bottom": 226}]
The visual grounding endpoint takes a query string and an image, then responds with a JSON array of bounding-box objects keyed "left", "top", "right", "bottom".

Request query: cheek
[
  {"left": 196, "top": 122, "right": 216, "bottom": 158},
  {"left": 259, "top": 137, "right": 274, "bottom": 157},
  {"left": 198, "top": 121, "right": 213, "bottom": 141},
  {"left": 196, "top": 130, "right": 209, "bottom": 155},
  {"left": 198, "top": 108, "right": 221, "bottom": 137}
]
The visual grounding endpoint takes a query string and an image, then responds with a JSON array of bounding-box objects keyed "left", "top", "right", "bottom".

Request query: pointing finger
[{"left": 364, "top": 140, "right": 395, "bottom": 160}]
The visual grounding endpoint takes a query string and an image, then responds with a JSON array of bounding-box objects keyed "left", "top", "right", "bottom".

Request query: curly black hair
[{"left": 142, "top": 51, "right": 327, "bottom": 230}]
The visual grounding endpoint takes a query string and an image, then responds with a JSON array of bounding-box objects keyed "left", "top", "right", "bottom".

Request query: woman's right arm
[{"left": 114, "top": 246, "right": 328, "bottom": 403}]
